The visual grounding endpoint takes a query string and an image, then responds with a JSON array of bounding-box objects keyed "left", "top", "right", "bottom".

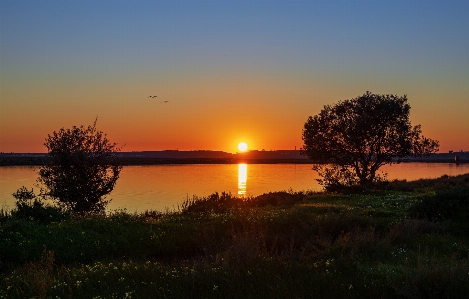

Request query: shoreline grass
[{"left": 1, "top": 174, "right": 469, "bottom": 298}]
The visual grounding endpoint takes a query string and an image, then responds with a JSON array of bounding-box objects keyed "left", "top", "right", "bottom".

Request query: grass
[{"left": 1, "top": 174, "right": 469, "bottom": 298}]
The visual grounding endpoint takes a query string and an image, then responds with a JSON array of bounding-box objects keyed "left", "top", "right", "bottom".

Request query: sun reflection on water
[{"left": 238, "top": 163, "right": 247, "bottom": 196}]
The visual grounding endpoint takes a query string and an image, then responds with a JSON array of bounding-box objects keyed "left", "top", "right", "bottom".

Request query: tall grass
[{"left": 179, "top": 190, "right": 310, "bottom": 213}]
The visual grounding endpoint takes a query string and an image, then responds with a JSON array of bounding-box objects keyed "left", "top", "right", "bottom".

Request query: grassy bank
[{"left": 1, "top": 174, "right": 469, "bottom": 298}]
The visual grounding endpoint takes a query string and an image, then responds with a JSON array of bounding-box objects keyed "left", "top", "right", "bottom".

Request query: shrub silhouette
[
  {"left": 37, "top": 119, "right": 122, "bottom": 213},
  {"left": 11, "top": 186, "right": 68, "bottom": 224}
]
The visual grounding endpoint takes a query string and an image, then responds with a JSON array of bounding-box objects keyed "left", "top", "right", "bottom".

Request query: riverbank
[{"left": 1, "top": 174, "right": 469, "bottom": 298}]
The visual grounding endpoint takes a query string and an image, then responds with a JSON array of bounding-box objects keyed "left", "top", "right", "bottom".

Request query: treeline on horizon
[{"left": 1, "top": 152, "right": 468, "bottom": 166}]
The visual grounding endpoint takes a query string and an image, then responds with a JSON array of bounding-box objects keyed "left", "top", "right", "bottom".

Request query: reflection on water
[
  {"left": 2, "top": 163, "right": 469, "bottom": 212},
  {"left": 238, "top": 164, "right": 247, "bottom": 196}
]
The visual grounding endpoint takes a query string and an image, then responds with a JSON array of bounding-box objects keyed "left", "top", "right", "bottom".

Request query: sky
[{"left": 1, "top": 0, "right": 468, "bottom": 154}]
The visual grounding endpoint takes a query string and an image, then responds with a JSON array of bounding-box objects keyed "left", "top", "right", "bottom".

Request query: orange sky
[{"left": 1, "top": 1, "right": 468, "bottom": 154}]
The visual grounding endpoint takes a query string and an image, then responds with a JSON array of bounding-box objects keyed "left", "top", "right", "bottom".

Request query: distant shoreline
[
  {"left": 1, "top": 152, "right": 468, "bottom": 166},
  {"left": 0, "top": 156, "right": 314, "bottom": 166}
]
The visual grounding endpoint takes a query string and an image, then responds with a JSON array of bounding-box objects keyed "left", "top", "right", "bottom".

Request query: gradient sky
[{"left": 1, "top": 0, "right": 468, "bottom": 153}]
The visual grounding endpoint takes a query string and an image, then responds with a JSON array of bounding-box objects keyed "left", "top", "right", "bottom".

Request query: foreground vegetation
[{"left": 1, "top": 174, "right": 469, "bottom": 298}]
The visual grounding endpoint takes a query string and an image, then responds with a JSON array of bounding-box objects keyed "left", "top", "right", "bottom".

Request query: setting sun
[{"left": 238, "top": 142, "right": 248, "bottom": 152}]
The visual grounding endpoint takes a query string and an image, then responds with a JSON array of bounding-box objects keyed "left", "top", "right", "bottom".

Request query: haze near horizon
[{"left": 1, "top": 1, "right": 468, "bottom": 154}]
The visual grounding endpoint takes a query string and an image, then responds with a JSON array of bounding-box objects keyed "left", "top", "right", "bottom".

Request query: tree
[
  {"left": 301, "top": 91, "right": 439, "bottom": 190},
  {"left": 37, "top": 119, "right": 122, "bottom": 213}
]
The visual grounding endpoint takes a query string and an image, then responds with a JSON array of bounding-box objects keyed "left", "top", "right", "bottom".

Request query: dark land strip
[{"left": 1, "top": 151, "right": 468, "bottom": 166}]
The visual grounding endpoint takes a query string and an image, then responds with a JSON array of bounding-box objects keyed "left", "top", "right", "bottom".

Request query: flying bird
[
  {"left": 148, "top": 95, "right": 157, "bottom": 98},
  {"left": 161, "top": 101, "right": 169, "bottom": 103}
]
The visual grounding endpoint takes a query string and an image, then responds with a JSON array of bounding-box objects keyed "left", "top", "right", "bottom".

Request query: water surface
[{"left": 1, "top": 163, "right": 468, "bottom": 212}]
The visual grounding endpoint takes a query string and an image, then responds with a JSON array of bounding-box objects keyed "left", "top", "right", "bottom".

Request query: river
[{"left": 1, "top": 163, "right": 468, "bottom": 212}]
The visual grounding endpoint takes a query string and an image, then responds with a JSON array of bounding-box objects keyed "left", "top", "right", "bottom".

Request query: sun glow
[{"left": 238, "top": 142, "right": 248, "bottom": 152}]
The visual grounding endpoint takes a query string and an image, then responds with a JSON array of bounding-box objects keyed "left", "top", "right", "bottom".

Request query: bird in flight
[
  {"left": 148, "top": 95, "right": 157, "bottom": 98},
  {"left": 161, "top": 101, "right": 169, "bottom": 103}
]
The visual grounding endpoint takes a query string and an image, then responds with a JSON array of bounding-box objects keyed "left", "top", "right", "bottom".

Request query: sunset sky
[{"left": 1, "top": 0, "right": 468, "bottom": 154}]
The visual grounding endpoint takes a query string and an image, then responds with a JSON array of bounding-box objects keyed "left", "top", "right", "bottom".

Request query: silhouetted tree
[
  {"left": 301, "top": 91, "right": 439, "bottom": 191},
  {"left": 38, "top": 119, "right": 122, "bottom": 213}
]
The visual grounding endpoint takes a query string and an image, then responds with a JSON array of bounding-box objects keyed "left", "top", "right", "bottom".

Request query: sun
[{"left": 238, "top": 142, "right": 248, "bottom": 152}]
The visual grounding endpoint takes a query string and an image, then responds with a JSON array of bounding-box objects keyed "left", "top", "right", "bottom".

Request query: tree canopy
[
  {"left": 38, "top": 119, "right": 122, "bottom": 213},
  {"left": 301, "top": 91, "right": 439, "bottom": 190}
]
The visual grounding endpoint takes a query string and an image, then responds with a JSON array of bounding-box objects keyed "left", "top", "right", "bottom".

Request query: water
[{"left": 1, "top": 163, "right": 468, "bottom": 212}]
